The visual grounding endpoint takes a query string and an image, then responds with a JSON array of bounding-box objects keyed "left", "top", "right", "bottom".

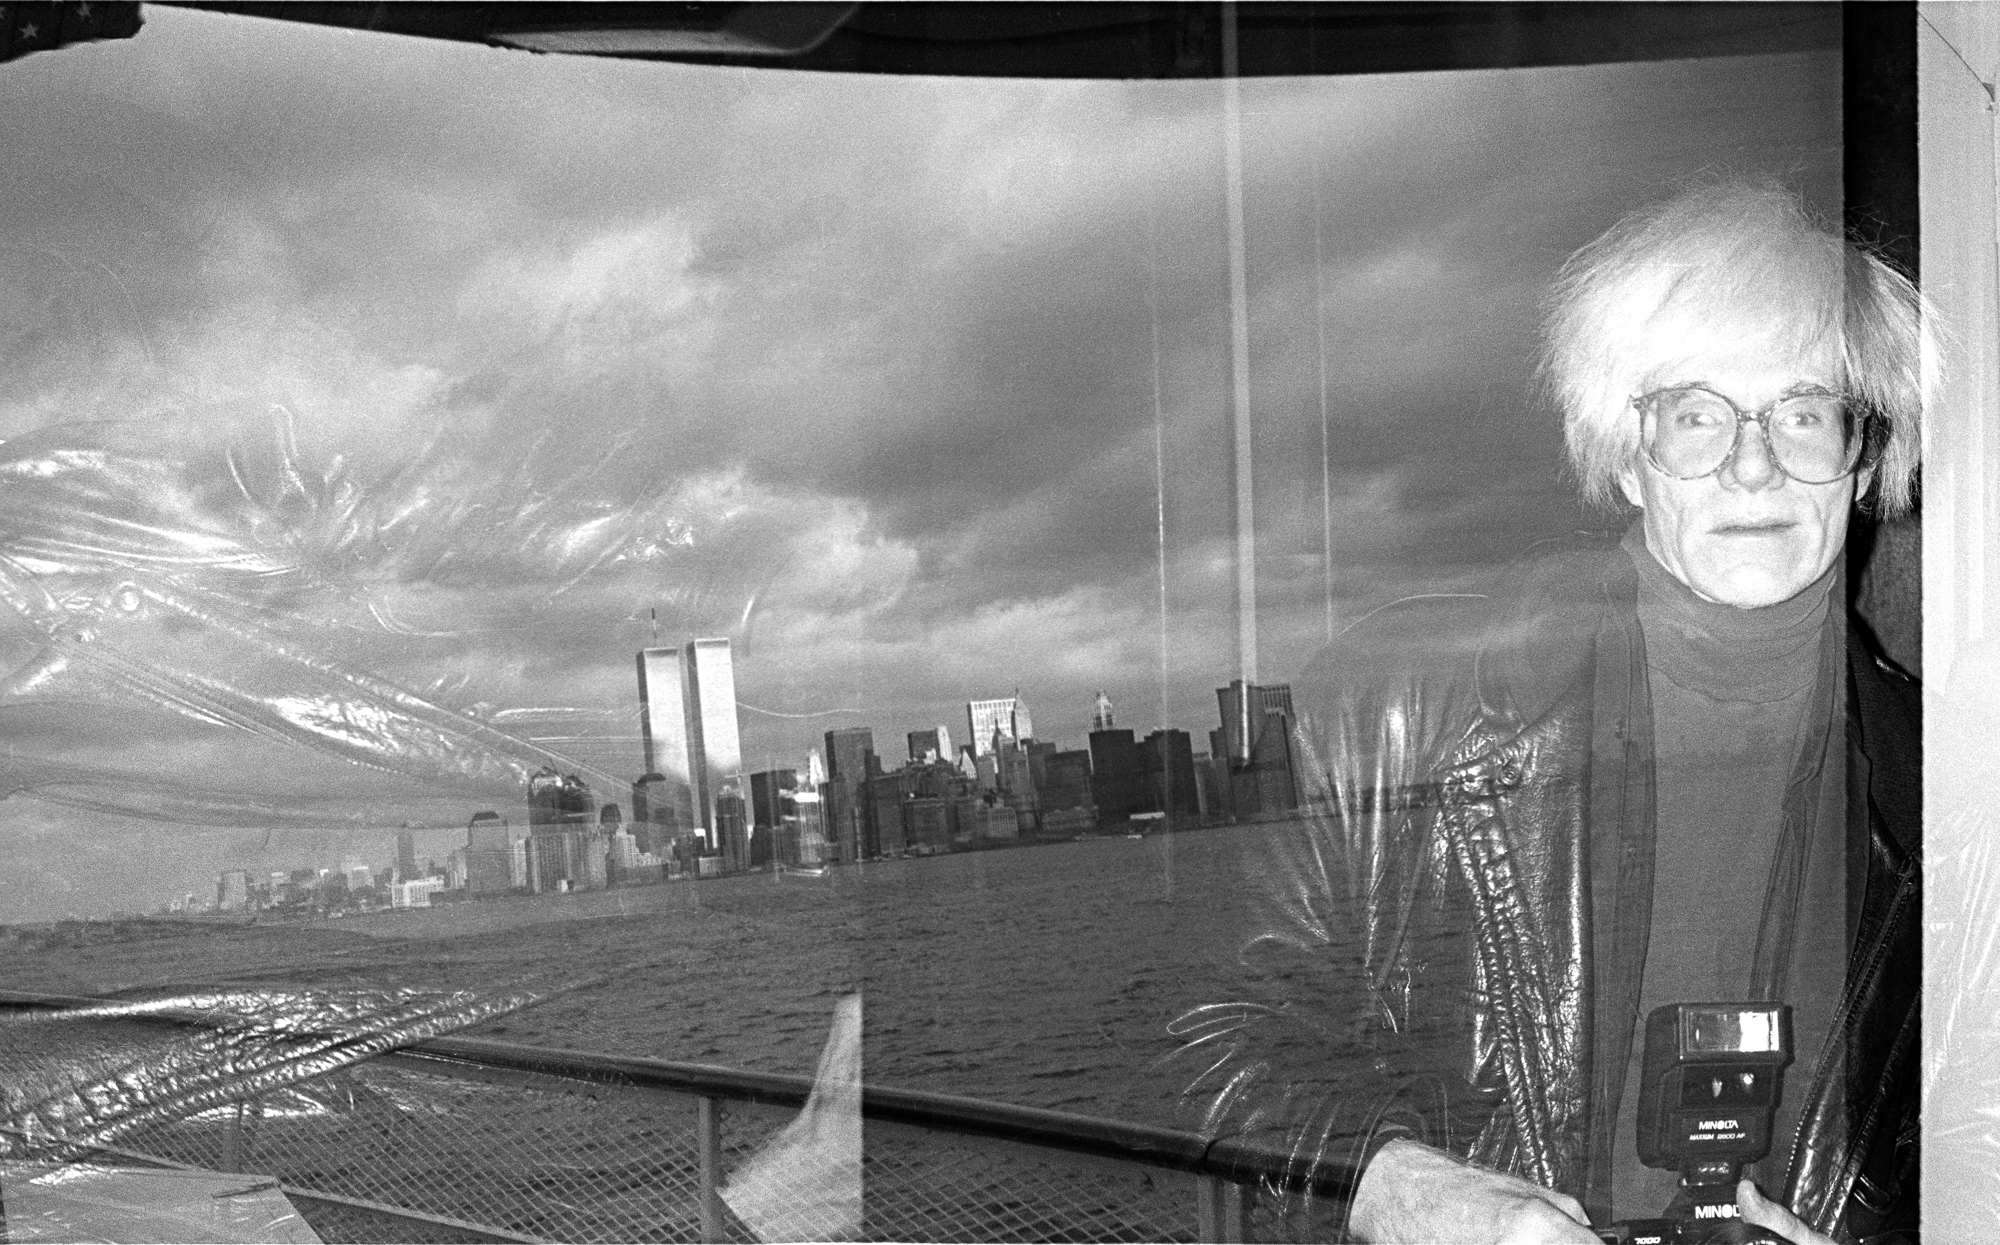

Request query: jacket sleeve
[{"left": 1170, "top": 594, "right": 1508, "bottom": 1218}]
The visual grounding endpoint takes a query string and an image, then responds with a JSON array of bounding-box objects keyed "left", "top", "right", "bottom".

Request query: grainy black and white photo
[{"left": 0, "top": 5, "right": 1965, "bottom": 1244}]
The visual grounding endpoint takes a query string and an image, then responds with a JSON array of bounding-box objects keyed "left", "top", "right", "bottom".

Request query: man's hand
[
  {"left": 1347, "top": 1138, "right": 1602, "bottom": 1243},
  {"left": 1736, "top": 1178, "right": 1835, "bottom": 1245}
]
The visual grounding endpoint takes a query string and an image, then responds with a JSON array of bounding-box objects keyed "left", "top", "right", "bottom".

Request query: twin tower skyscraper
[{"left": 635, "top": 638, "right": 742, "bottom": 851}]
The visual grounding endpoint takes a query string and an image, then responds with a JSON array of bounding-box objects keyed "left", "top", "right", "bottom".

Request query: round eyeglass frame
[{"left": 1629, "top": 384, "right": 1874, "bottom": 486}]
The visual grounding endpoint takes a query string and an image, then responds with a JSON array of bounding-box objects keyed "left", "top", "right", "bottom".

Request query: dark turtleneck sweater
[{"left": 1611, "top": 523, "right": 1847, "bottom": 1219}]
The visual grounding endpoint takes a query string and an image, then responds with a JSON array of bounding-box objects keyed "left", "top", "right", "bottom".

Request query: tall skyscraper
[
  {"left": 823, "top": 727, "right": 874, "bottom": 783},
  {"left": 465, "top": 811, "right": 513, "bottom": 894},
  {"left": 794, "top": 786, "right": 826, "bottom": 865},
  {"left": 1088, "top": 727, "right": 1146, "bottom": 824},
  {"left": 1216, "top": 681, "right": 1295, "bottom": 763},
  {"left": 1215, "top": 680, "right": 1299, "bottom": 817},
  {"left": 993, "top": 736, "right": 1040, "bottom": 834},
  {"left": 868, "top": 768, "right": 913, "bottom": 856},
  {"left": 821, "top": 728, "right": 875, "bottom": 864},
  {"left": 636, "top": 648, "right": 695, "bottom": 827},
  {"left": 1092, "top": 691, "right": 1115, "bottom": 732},
  {"left": 799, "top": 747, "right": 829, "bottom": 864},
  {"left": 1141, "top": 728, "right": 1200, "bottom": 820},
  {"left": 749, "top": 768, "right": 799, "bottom": 868},
  {"left": 637, "top": 638, "right": 744, "bottom": 851},
  {"left": 686, "top": 638, "right": 742, "bottom": 843},
  {"left": 396, "top": 828, "right": 418, "bottom": 881},
  {"left": 715, "top": 785, "right": 749, "bottom": 872},
  {"left": 749, "top": 769, "right": 797, "bottom": 831},
  {"left": 967, "top": 695, "right": 1033, "bottom": 758}
]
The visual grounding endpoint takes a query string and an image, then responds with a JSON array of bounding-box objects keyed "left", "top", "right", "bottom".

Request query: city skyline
[{"left": 171, "top": 660, "right": 1303, "bottom": 920}]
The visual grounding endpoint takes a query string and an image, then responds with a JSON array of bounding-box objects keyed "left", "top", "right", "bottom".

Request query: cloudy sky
[{"left": 0, "top": 9, "right": 1839, "bottom": 919}]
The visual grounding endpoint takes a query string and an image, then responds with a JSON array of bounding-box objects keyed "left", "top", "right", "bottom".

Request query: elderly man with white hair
[{"left": 1176, "top": 182, "right": 1924, "bottom": 1245}]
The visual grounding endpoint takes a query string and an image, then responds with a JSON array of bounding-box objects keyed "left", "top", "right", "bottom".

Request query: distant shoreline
[
  {"left": 299, "top": 879, "right": 708, "bottom": 939},
  {"left": 6, "top": 810, "right": 1340, "bottom": 936}
]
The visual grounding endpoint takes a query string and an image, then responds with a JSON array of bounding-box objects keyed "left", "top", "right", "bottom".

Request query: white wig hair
[{"left": 1541, "top": 180, "right": 1932, "bottom": 518}]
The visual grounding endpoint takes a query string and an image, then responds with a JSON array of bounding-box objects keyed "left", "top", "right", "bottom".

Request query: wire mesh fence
[
  {"left": 121, "top": 1060, "right": 707, "bottom": 1242},
  {"left": 111, "top": 1052, "right": 1223, "bottom": 1243},
  {"left": 286, "top": 1193, "right": 514, "bottom": 1245},
  {"left": 724, "top": 1096, "right": 1200, "bottom": 1243}
]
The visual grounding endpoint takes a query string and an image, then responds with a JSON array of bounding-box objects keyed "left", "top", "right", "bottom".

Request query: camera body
[{"left": 1596, "top": 1003, "right": 1794, "bottom": 1245}]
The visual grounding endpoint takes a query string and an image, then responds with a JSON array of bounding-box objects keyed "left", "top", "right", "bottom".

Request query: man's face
[{"left": 1617, "top": 344, "right": 1864, "bottom": 609}]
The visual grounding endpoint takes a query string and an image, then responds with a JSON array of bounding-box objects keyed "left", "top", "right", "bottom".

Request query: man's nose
[{"left": 1722, "top": 419, "right": 1784, "bottom": 490}]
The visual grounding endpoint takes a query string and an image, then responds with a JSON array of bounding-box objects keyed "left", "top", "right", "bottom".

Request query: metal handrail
[
  {"left": 1, "top": 989, "right": 1359, "bottom": 1238},
  {"left": 391, "top": 1035, "right": 1356, "bottom": 1198}
]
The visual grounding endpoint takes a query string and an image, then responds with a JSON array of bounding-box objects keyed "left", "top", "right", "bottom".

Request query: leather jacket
[{"left": 1174, "top": 534, "right": 1920, "bottom": 1242}]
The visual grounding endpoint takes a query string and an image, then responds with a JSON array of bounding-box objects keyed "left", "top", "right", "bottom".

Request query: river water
[{"left": 3, "top": 821, "right": 1354, "bottom": 1132}]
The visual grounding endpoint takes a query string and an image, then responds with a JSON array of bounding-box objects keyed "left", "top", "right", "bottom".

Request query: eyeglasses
[{"left": 1631, "top": 384, "right": 1870, "bottom": 485}]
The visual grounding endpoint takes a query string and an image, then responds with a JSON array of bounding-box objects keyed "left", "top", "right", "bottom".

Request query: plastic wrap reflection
[
  {"left": 1170, "top": 593, "right": 1497, "bottom": 1215},
  {"left": 0, "top": 1162, "right": 324, "bottom": 1243},
  {"left": 1924, "top": 793, "right": 2000, "bottom": 1238},
  {"left": 0, "top": 414, "right": 758, "bottom": 826},
  {"left": 0, "top": 987, "right": 533, "bottom": 1162}
]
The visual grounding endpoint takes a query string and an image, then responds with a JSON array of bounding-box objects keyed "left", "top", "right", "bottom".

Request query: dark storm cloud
[{"left": 7, "top": 16, "right": 1817, "bottom": 583}]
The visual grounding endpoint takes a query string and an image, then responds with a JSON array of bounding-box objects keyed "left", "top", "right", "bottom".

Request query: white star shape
[
  {"left": 18, "top": 20, "right": 37, "bottom": 39},
  {"left": 76, "top": 1, "right": 91, "bottom": 17}
]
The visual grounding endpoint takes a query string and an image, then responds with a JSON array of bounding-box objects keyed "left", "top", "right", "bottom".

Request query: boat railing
[{"left": 0, "top": 990, "right": 1356, "bottom": 1243}]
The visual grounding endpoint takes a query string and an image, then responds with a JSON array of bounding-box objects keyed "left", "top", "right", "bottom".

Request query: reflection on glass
[{"left": 0, "top": 9, "right": 1853, "bottom": 1242}]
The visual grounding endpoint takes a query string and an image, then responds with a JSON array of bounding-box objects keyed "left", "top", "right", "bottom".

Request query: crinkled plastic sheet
[
  {"left": 0, "top": 410, "right": 763, "bottom": 824},
  {"left": 0, "top": 986, "right": 536, "bottom": 1241},
  {"left": 0, "top": 411, "right": 720, "bottom": 1231},
  {"left": 0, "top": 1161, "right": 323, "bottom": 1244},
  {"left": 1168, "top": 591, "right": 1493, "bottom": 1228},
  {"left": 1923, "top": 641, "right": 2000, "bottom": 1242},
  {"left": 0, "top": 987, "right": 535, "bottom": 1163}
]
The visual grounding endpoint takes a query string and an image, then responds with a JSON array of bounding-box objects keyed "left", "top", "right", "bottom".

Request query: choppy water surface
[{"left": 4, "top": 824, "right": 1343, "bottom": 1130}]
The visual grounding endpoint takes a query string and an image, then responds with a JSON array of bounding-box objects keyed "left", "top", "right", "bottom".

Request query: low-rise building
[{"left": 391, "top": 877, "right": 446, "bottom": 909}]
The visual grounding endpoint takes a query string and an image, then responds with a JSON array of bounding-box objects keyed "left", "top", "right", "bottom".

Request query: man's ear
[
  {"left": 1616, "top": 467, "right": 1645, "bottom": 510},
  {"left": 1855, "top": 463, "right": 1877, "bottom": 506}
]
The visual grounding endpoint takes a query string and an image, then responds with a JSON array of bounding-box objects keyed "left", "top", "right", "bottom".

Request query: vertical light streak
[
  {"left": 1973, "top": 90, "right": 1999, "bottom": 644},
  {"left": 1311, "top": 87, "right": 1335, "bottom": 648},
  {"left": 1222, "top": 1, "right": 1257, "bottom": 686},
  {"left": 1147, "top": 160, "right": 1176, "bottom": 893},
  {"left": 1147, "top": 178, "right": 1170, "bottom": 733}
]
